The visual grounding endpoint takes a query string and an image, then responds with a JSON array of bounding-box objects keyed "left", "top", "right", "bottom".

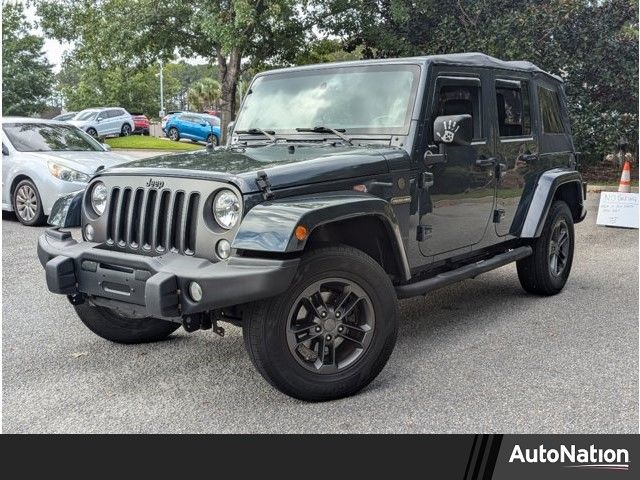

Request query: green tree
[
  {"left": 56, "top": 56, "right": 180, "bottom": 118},
  {"left": 2, "top": 2, "right": 54, "bottom": 116},
  {"left": 317, "top": 0, "right": 639, "bottom": 160},
  {"left": 187, "top": 78, "right": 221, "bottom": 112},
  {"left": 164, "top": 62, "right": 219, "bottom": 111},
  {"left": 38, "top": 0, "right": 310, "bottom": 140}
]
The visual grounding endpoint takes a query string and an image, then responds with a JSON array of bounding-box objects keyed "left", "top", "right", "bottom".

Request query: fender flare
[
  {"left": 233, "top": 191, "right": 411, "bottom": 281},
  {"left": 517, "top": 168, "right": 585, "bottom": 238},
  {"left": 48, "top": 190, "right": 84, "bottom": 227}
]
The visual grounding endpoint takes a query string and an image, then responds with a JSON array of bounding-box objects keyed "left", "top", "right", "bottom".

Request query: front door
[
  {"left": 418, "top": 73, "right": 496, "bottom": 257},
  {"left": 492, "top": 76, "right": 538, "bottom": 236}
]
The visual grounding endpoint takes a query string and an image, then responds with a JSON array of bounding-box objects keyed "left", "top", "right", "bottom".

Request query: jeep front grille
[{"left": 106, "top": 187, "right": 200, "bottom": 255}]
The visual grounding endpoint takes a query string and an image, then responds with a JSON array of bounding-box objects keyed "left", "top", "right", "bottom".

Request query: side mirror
[
  {"left": 2, "top": 143, "right": 9, "bottom": 156},
  {"left": 433, "top": 114, "right": 472, "bottom": 146},
  {"left": 102, "top": 143, "right": 111, "bottom": 151}
]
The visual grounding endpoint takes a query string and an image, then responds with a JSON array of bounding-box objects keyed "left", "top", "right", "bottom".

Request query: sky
[{"left": 24, "top": 3, "right": 67, "bottom": 73}]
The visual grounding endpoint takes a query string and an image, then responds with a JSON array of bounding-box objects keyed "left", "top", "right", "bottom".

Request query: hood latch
[{"left": 255, "top": 170, "right": 274, "bottom": 200}]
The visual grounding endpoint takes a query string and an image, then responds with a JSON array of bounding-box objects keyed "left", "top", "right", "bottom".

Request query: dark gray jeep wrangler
[{"left": 39, "top": 53, "right": 586, "bottom": 401}]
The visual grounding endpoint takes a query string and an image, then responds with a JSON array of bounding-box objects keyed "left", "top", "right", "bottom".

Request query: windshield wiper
[
  {"left": 295, "top": 126, "right": 352, "bottom": 145},
  {"left": 235, "top": 128, "right": 277, "bottom": 142}
]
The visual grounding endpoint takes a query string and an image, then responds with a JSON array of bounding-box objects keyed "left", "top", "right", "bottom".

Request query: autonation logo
[{"left": 509, "top": 444, "right": 630, "bottom": 471}]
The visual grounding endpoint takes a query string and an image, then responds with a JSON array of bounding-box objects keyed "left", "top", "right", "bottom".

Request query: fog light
[
  {"left": 188, "top": 282, "right": 203, "bottom": 302},
  {"left": 84, "top": 224, "right": 95, "bottom": 241},
  {"left": 216, "top": 239, "right": 231, "bottom": 259}
]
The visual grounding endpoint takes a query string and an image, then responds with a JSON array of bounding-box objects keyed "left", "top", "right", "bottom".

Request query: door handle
[
  {"left": 475, "top": 157, "right": 497, "bottom": 168},
  {"left": 520, "top": 153, "right": 538, "bottom": 163}
]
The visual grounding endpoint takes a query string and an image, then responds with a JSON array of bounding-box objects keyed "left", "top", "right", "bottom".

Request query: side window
[
  {"left": 538, "top": 86, "right": 564, "bottom": 134},
  {"left": 434, "top": 83, "right": 482, "bottom": 139},
  {"left": 97, "top": 111, "right": 108, "bottom": 121},
  {"left": 495, "top": 80, "right": 530, "bottom": 137}
]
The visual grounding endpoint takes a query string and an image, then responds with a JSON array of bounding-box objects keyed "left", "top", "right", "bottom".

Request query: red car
[{"left": 130, "top": 112, "right": 150, "bottom": 135}]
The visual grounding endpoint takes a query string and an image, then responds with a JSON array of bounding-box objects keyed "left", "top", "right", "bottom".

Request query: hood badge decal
[{"left": 146, "top": 178, "right": 165, "bottom": 189}]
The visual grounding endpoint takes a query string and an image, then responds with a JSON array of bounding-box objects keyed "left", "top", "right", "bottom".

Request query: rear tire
[
  {"left": 120, "top": 123, "right": 132, "bottom": 136},
  {"left": 168, "top": 127, "right": 180, "bottom": 141},
  {"left": 243, "top": 245, "right": 399, "bottom": 401},
  {"left": 74, "top": 303, "right": 180, "bottom": 344},
  {"left": 517, "top": 200, "right": 575, "bottom": 295}
]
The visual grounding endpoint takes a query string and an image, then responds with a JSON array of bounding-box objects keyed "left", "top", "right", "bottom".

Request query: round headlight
[
  {"left": 213, "top": 190, "right": 240, "bottom": 229},
  {"left": 90, "top": 182, "right": 108, "bottom": 216}
]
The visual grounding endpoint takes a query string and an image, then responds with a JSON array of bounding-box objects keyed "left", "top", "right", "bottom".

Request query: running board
[{"left": 395, "top": 246, "right": 532, "bottom": 299}]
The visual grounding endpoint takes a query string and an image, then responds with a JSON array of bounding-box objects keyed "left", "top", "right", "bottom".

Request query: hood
[
  {"left": 33, "top": 151, "right": 132, "bottom": 175},
  {"left": 68, "top": 119, "right": 92, "bottom": 127},
  {"left": 101, "top": 143, "right": 402, "bottom": 193}
]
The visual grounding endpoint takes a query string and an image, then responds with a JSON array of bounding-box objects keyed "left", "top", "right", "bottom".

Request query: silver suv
[{"left": 69, "top": 107, "right": 134, "bottom": 138}]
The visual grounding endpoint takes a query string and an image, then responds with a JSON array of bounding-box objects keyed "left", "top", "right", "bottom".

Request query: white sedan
[{"left": 1, "top": 117, "right": 132, "bottom": 226}]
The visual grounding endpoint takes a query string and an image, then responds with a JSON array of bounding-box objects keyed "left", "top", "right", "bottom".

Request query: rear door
[
  {"left": 194, "top": 116, "right": 210, "bottom": 141},
  {"left": 107, "top": 109, "right": 121, "bottom": 135},
  {"left": 419, "top": 70, "right": 496, "bottom": 257},
  {"left": 492, "top": 75, "right": 538, "bottom": 236}
]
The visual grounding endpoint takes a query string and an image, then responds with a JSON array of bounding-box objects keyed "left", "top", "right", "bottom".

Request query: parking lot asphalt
[{"left": 2, "top": 194, "right": 638, "bottom": 433}]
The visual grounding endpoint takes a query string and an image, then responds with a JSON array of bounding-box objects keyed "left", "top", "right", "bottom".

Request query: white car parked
[
  {"left": 1, "top": 117, "right": 132, "bottom": 226},
  {"left": 68, "top": 107, "right": 135, "bottom": 138}
]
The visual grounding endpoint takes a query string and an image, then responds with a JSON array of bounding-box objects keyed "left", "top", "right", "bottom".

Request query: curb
[{"left": 587, "top": 185, "right": 639, "bottom": 193}]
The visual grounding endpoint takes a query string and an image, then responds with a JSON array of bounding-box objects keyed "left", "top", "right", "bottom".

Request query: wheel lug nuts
[
  {"left": 338, "top": 326, "right": 344, "bottom": 332},
  {"left": 325, "top": 335, "right": 332, "bottom": 341},
  {"left": 321, "top": 312, "right": 327, "bottom": 318},
  {"left": 335, "top": 312, "right": 341, "bottom": 318},
  {"left": 315, "top": 326, "right": 321, "bottom": 332}
]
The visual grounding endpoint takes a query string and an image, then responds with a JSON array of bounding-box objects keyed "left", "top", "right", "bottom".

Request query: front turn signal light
[{"left": 295, "top": 225, "right": 309, "bottom": 241}]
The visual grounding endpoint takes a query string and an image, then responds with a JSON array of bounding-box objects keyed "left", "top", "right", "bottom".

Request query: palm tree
[{"left": 187, "top": 78, "right": 221, "bottom": 111}]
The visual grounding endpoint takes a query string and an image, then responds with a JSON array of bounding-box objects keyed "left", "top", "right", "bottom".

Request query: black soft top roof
[
  {"left": 426, "top": 52, "right": 562, "bottom": 81},
  {"left": 264, "top": 52, "right": 562, "bottom": 83}
]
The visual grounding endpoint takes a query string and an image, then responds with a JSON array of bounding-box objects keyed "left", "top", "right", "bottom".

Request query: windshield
[
  {"left": 3, "top": 123, "right": 104, "bottom": 152},
  {"left": 75, "top": 110, "right": 98, "bottom": 121},
  {"left": 234, "top": 64, "right": 420, "bottom": 135}
]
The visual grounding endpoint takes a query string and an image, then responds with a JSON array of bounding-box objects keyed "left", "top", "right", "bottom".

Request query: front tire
[
  {"left": 74, "top": 303, "right": 180, "bottom": 344},
  {"left": 207, "top": 134, "right": 219, "bottom": 146},
  {"left": 86, "top": 127, "right": 98, "bottom": 138},
  {"left": 13, "top": 179, "right": 45, "bottom": 226},
  {"left": 517, "top": 200, "right": 575, "bottom": 295},
  {"left": 243, "top": 245, "right": 399, "bottom": 401}
]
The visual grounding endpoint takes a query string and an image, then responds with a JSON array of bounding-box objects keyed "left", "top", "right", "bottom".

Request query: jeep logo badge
[{"left": 146, "top": 178, "right": 164, "bottom": 189}]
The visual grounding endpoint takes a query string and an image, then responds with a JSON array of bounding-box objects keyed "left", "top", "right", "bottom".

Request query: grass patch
[{"left": 105, "top": 136, "right": 203, "bottom": 151}]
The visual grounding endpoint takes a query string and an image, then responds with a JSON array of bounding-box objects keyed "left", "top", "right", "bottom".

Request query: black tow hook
[
  {"left": 182, "top": 312, "right": 225, "bottom": 337},
  {"left": 67, "top": 293, "right": 85, "bottom": 305}
]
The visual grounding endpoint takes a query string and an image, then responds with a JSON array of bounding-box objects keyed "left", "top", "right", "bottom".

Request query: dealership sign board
[{"left": 596, "top": 192, "right": 639, "bottom": 229}]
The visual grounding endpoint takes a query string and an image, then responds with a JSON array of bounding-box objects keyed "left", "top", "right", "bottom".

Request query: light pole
[{"left": 159, "top": 60, "right": 165, "bottom": 118}]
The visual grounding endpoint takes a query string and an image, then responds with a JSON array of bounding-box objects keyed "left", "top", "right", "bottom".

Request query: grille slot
[{"left": 106, "top": 187, "right": 198, "bottom": 255}]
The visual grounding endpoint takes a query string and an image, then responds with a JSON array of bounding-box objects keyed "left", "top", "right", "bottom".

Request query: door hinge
[
  {"left": 493, "top": 209, "right": 505, "bottom": 223},
  {"left": 419, "top": 171, "right": 434, "bottom": 188},
  {"left": 417, "top": 224, "right": 432, "bottom": 241},
  {"left": 255, "top": 170, "right": 274, "bottom": 200}
]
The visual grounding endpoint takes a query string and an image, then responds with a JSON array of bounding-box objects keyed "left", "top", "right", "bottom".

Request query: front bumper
[{"left": 38, "top": 228, "right": 299, "bottom": 319}]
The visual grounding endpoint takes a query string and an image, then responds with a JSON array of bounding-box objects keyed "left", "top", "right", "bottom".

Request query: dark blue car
[{"left": 165, "top": 113, "right": 221, "bottom": 145}]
